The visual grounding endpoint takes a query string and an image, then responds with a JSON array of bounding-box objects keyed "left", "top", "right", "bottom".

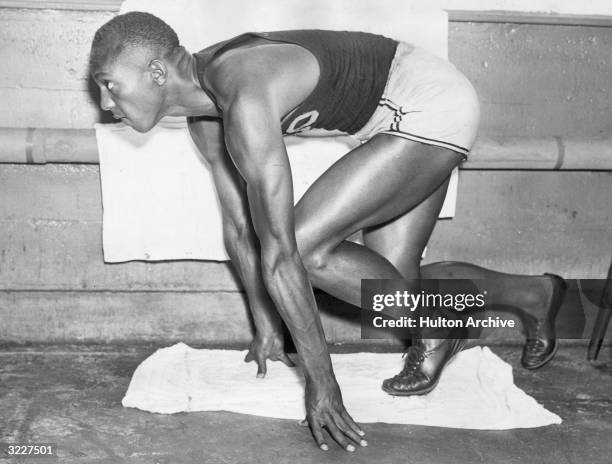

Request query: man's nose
[{"left": 100, "top": 88, "right": 116, "bottom": 111}]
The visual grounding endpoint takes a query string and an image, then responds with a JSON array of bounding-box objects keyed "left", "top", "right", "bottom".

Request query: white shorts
[{"left": 354, "top": 42, "right": 480, "bottom": 158}]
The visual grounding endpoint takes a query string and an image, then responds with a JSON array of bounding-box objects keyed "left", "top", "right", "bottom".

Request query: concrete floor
[{"left": 1, "top": 343, "right": 611, "bottom": 464}]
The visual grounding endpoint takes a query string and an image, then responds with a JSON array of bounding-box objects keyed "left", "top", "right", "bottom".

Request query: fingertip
[
  {"left": 346, "top": 445, "right": 356, "bottom": 452},
  {"left": 358, "top": 429, "right": 365, "bottom": 437},
  {"left": 320, "top": 444, "right": 328, "bottom": 451},
  {"left": 360, "top": 440, "right": 368, "bottom": 447},
  {"left": 256, "top": 372, "right": 265, "bottom": 379}
]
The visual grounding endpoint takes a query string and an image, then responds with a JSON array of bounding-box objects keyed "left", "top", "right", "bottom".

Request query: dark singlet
[{"left": 193, "top": 30, "right": 398, "bottom": 136}]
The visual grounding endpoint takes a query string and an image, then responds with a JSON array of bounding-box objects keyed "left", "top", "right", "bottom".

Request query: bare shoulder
[
  {"left": 193, "top": 37, "right": 236, "bottom": 61},
  {"left": 202, "top": 43, "right": 319, "bottom": 115},
  {"left": 187, "top": 117, "right": 226, "bottom": 163}
]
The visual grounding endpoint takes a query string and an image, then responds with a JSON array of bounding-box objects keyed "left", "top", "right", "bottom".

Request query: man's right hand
[
  {"left": 304, "top": 375, "right": 367, "bottom": 452},
  {"left": 244, "top": 329, "right": 294, "bottom": 378}
]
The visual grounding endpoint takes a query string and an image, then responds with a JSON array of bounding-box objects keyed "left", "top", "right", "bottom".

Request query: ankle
[{"left": 517, "top": 276, "right": 555, "bottom": 320}]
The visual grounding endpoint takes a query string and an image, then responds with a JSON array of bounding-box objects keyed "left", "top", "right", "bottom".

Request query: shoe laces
[{"left": 397, "top": 345, "right": 428, "bottom": 377}]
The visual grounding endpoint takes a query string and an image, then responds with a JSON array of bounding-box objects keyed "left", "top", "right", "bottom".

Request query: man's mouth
[{"left": 111, "top": 113, "right": 126, "bottom": 120}]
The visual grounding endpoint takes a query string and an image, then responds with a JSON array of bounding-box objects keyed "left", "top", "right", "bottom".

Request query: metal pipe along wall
[{"left": 0, "top": 127, "right": 611, "bottom": 170}]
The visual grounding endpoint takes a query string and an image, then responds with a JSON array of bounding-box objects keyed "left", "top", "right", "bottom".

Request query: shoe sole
[
  {"left": 381, "top": 339, "right": 466, "bottom": 397},
  {"left": 382, "top": 379, "right": 439, "bottom": 397}
]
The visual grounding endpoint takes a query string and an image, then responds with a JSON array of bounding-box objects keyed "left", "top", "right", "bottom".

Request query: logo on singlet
[{"left": 283, "top": 110, "right": 320, "bottom": 134}]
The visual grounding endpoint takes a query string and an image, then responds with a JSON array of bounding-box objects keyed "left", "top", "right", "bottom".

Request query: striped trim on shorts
[{"left": 354, "top": 42, "right": 480, "bottom": 159}]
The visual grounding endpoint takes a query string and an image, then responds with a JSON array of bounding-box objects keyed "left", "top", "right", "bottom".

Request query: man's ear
[{"left": 149, "top": 59, "right": 167, "bottom": 86}]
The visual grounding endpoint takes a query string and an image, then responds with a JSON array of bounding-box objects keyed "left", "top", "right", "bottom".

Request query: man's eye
[{"left": 106, "top": 81, "right": 115, "bottom": 91}]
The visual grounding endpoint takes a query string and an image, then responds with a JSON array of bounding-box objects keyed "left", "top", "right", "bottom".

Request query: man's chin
[
  {"left": 131, "top": 125, "right": 150, "bottom": 134},
  {"left": 125, "top": 119, "right": 156, "bottom": 133}
]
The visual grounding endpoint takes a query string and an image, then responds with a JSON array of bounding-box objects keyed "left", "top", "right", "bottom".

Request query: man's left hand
[{"left": 244, "top": 331, "right": 294, "bottom": 378}]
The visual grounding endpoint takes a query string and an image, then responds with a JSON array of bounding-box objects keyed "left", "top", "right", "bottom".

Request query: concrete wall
[
  {"left": 1, "top": 9, "right": 611, "bottom": 135},
  {"left": 0, "top": 9, "right": 114, "bottom": 129},
  {"left": 1, "top": 7, "right": 611, "bottom": 343},
  {"left": 438, "top": 0, "right": 612, "bottom": 16},
  {"left": 1, "top": 163, "right": 610, "bottom": 344}
]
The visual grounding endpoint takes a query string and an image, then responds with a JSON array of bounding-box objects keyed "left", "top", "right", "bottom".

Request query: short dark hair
[{"left": 90, "top": 11, "right": 179, "bottom": 70}]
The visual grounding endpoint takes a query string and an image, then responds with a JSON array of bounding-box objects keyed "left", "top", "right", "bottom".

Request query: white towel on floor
[
  {"left": 122, "top": 343, "right": 562, "bottom": 429},
  {"left": 96, "top": 1, "right": 458, "bottom": 262}
]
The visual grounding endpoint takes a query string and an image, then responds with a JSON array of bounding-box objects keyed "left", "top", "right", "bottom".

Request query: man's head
[{"left": 90, "top": 12, "right": 180, "bottom": 132}]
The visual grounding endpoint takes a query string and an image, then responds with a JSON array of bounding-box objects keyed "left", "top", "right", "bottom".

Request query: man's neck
[{"left": 163, "top": 47, "right": 220, "bottom": 118}]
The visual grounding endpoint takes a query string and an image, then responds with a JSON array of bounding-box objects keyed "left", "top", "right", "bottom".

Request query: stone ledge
[
  {"left": 1, "top": 2, "right": 611, "bottom": 27},
  {"left": 0, "top": 0, "right": 121, "bottom": 11}
]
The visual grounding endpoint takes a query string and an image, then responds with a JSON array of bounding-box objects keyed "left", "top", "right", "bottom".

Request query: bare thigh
[
  {"left": 362, "top": 177, "right": 451, "bottom": 278},
  {"left": 294, "top": 133, "right": 462, "bottom": 286}
]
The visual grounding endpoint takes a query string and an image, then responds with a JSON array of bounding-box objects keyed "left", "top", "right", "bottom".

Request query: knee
[
  {"left": 301, "top": 249, "right": 329, "bottom": 280},
  {"left": 298, "top": 244, "right": 329, "bottom": 279},
  {"left": 295, "top": 227, "right": 330, "bottom": 279}
]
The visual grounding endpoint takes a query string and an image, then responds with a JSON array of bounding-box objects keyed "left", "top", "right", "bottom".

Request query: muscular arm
[
  {"left": 187, "top": 118, "right": 291, "bottom": 375},
  {"left": 203, "top": 46, "right": 365, "bottom": 451},
  {"left": 221, "top": 93, "right": 334, "bottom": 380}
]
